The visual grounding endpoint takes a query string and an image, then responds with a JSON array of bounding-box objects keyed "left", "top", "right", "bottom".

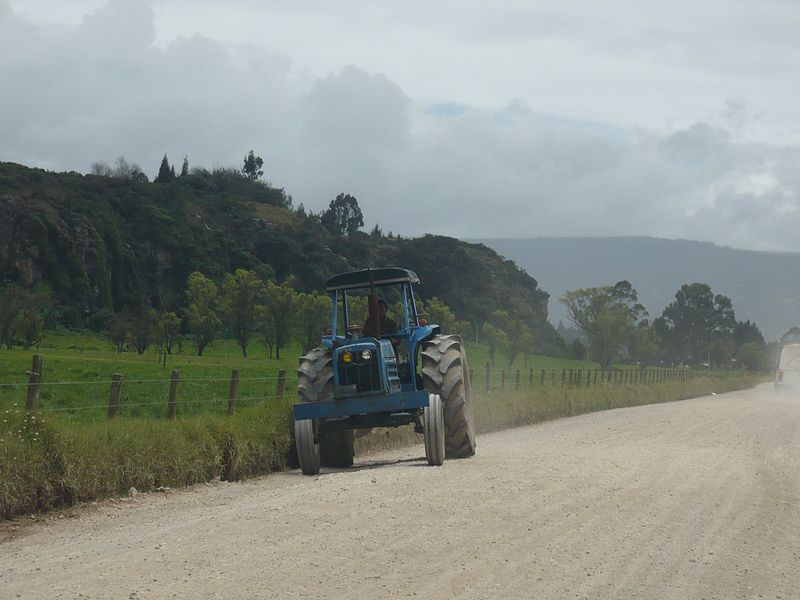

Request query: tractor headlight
[
  {"left": 343, "top": 352, "right": 352, "bottom": 363},
  {"left": 361, "top": 349, "right": 373, "bottom": 361}
]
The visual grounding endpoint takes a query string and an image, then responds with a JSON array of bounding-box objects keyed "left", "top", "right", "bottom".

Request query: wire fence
[
  {"left": 3, "top": 353, "right": 743, "bottom": 420},
  {"left": 469, "top": 363, "right": 733, "bottom": 393},
  {"left": 2, "top": 353, "right": 292, "bottom": 420}
]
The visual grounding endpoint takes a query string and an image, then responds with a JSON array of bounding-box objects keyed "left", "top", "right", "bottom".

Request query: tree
[
  {"left": 733, "top": 320, "right": 765, "bottom": 347},
  {"left": 90, "top": 161, "right": 113, "bottom": 176},
  {"left": 186, "top": 272, "right": 221, "bottom": 356},
  {"left": 487, "top": 310, "right": 531, "bottom": 367},
  {"left": 569, "top": 338, "right": 586, "bottom": 360},
  {"left": 107, "top": 314, "right": 129, "bottom": 353},
  {"left": 481, "top": 322, "right": 506, "bottom": 367},
  {"left": 0, "top": 284, "right": 24, "bottom": 349},
  {"left": 242, "top": 149, "right": 264, "bottom": 181},
  {"left": 113, "top": 156, "right": 148, "bottom": 181},
  {"left": 560, "top": 281, "right": 645, "bottom": 369},
  {"left": 180, "top": 156, "right": 189, "bottom": 177},
  {"left": 737, "top": 342, "right": 768, "bottom": 371},
  {"left": 321, "top": 193, "right": 364, "bottom": 236},
  {"left": 659, "top": 283, "right": 736, "bottom": 366},
  {"left": 156, "top": 312, "right": 181, "bottom": 356},
  {"left": 127, "top": 306, "right": 158, "bottom": 355},
  {"left": 629, "top": 323, "right": 661, "bottom": 368},
  {"left": 294, "top": 291, "right": 330, "bottom": 354},
  {"left": 263, "top": 280, "right": 296, "bottom": 360},
  {"left": 421, "top": 297, "right": 457, "bottom": 333},
  {"left": 0, "top": 284, "right": 53, "bottom": 349},
  {"left": 155, "top": 154, "right": 175, "bottom": 183},
  {"left": 220, "top": 269, "right": 267, "bottom": 358}
]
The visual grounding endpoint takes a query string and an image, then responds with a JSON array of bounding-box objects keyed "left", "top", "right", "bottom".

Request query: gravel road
[{"left": 2, "top": 384, "right": 799, "bottom": 599}]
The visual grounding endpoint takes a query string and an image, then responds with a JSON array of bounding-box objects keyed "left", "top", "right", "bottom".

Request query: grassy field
[
  {"left": 0, "top": 330, "right": 760, "bottom": 519},
  {"left": 0, "top": 330, "right": 300, "bottom": 421},
  {"left": 0, "top": 329, "right": 683, "bottom": 420}
]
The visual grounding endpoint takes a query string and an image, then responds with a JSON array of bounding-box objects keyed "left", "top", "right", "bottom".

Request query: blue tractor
[{"left": 293, "top": 267, "right": 477, "bottom": 474}]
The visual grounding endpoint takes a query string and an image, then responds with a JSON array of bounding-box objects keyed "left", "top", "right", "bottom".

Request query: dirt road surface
[{"left": 2, "top": 384, "right": 799, "bottom": 599}]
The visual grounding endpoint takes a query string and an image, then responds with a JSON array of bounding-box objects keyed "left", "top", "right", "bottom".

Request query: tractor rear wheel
[
  {"left": 423, "top": 393, "right": 445, "bottom": 466},
  {"left": 297, "top": 347, "right": 354, "bottom": 468},
  {"left": 421, "top": 335, "right": 477, "bottom": 459}
]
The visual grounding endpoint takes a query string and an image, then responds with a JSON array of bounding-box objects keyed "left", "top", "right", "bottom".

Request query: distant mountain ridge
[{"left": 473, "top": 236, "right": 800, "bottom": 341}]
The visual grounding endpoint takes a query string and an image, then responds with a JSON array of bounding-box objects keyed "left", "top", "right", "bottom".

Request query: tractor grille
[{"left": 338, "top": 359, "right": 382, "bottom": 393}]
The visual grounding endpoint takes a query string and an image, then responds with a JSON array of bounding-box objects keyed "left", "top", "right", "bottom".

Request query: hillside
[
  {"left": 0, "top": 162, "right": 548, "bottom": 336},
  {"left": 475, "top": 236, "right": 800, "bottom": 341}
]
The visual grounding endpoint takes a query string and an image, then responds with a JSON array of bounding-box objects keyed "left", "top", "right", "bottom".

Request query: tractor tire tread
[
  {"left": 296, "top": 347, "right": 354, "bottom": 468},
  {"left": 420, "top": 335, "right": 476, "bottom": 459}
]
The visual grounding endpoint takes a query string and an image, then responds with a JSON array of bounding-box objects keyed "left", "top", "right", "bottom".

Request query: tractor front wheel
[
  {"left": 295, "top": 419, "right": 320, "bottom": 475},
  {"left": 423, "top": 394, "right": 445, "bottom": 466}
]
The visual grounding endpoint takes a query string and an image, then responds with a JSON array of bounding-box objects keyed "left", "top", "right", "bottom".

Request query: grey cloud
[{"left": 1, "top": 1, "right": 799, "bottom": 252}]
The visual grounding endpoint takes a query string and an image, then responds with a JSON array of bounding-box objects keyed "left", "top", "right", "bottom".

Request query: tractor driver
[{"left": 362, "top": 299, "right": 398, "bottom": 339}]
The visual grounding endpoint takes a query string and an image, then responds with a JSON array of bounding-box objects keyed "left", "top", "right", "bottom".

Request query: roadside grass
[
  {"left": 1, "top": 400, "right": 291, "bottom": 519},
  {"left": 355, "top": 374, "right": 761, "bottom": 455}
]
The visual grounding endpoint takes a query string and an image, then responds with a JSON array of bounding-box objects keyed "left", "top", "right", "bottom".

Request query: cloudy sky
[{"left": 2, "top": 0, "right": 799, "bottom": 251}]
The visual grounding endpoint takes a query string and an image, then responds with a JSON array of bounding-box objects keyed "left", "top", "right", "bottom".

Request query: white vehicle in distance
[{"left": 775, "top": 334, "right": 800, "bottom": 393}]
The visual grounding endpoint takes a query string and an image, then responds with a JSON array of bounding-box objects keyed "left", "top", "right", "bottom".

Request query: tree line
[
  {"left": 103, "top": 270, "right": 471, "bottom": 360},
  {"left": 0, "top": 271, "right": 771, "bottom": 372},
  {"left": 560, "top": 280, "right": 769, "bottom": 370}
]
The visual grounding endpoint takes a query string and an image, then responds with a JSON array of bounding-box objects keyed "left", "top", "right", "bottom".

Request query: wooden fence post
[
  {"left": 277, "top": 369, "right": 287, "bottom": 401},
  {"left": 551, "top": 368, "right": 556, "bottom": 385},
  {"left": 485, "top": 363, "right": 491, "bottom": 392},
  {"left": 107, "top": 373, "right": 123, "bottom": 419},
  {"left": 227, "top": 369, "right": 239, "bottom": 416},
  {"left": 515, "top": 370, "right": 520, "bottom": 391},
  {"left": 529, "top": 368, "right": 534, "bottom": 385},
  {"left": 167, "top": 369, "right": 180, "bottom": 419},
  {"left": 26, "top": 354, "right": 43, "bottom": 411},
  {"left": 501, "top": 370, "right": 506, "bottom": 391},
  {"left": 540, "top": 368, "right": 546, "bottom": 385},
  {"left": 561, "top": 369, "right": 566, "bottom": 386}
]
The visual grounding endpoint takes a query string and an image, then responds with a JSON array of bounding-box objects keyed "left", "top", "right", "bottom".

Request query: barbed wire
[
  {"left": 3, "top": 392, "right": 291, "bottom": 414},
  {"left": 0, "top": 370, "right": 724, "bottom": 391},
  {"left": 0, "top": 374, "right": 290, "bottom": 388}
]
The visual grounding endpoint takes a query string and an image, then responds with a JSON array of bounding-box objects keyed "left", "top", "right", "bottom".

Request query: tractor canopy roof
[{"left": 325, "top": 268, "right": 420, "bottom": 292}]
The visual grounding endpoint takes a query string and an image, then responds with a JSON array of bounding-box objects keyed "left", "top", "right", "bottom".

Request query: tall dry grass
[
  {"left": 0, "top": 402, "right": 290, "bottom": 518},
  {"left": 355, "top": 375, "right": 761, "bottom": 454}
]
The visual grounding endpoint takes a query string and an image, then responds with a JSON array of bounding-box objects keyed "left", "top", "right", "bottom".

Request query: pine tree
[
  {"left": 180, "top": 156, "right": 189, "bottom": 177},
  {"left": 155, "top": 154, "right": 174, "bottom": 183},
  {"left": 242, "top": 150, "right": 264, "bottom": 181}
]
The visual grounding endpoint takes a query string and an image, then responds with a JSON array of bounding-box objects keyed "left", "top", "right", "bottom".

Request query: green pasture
[{"left": 0, "top": 329, "right": 619, "bottom": 422}]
